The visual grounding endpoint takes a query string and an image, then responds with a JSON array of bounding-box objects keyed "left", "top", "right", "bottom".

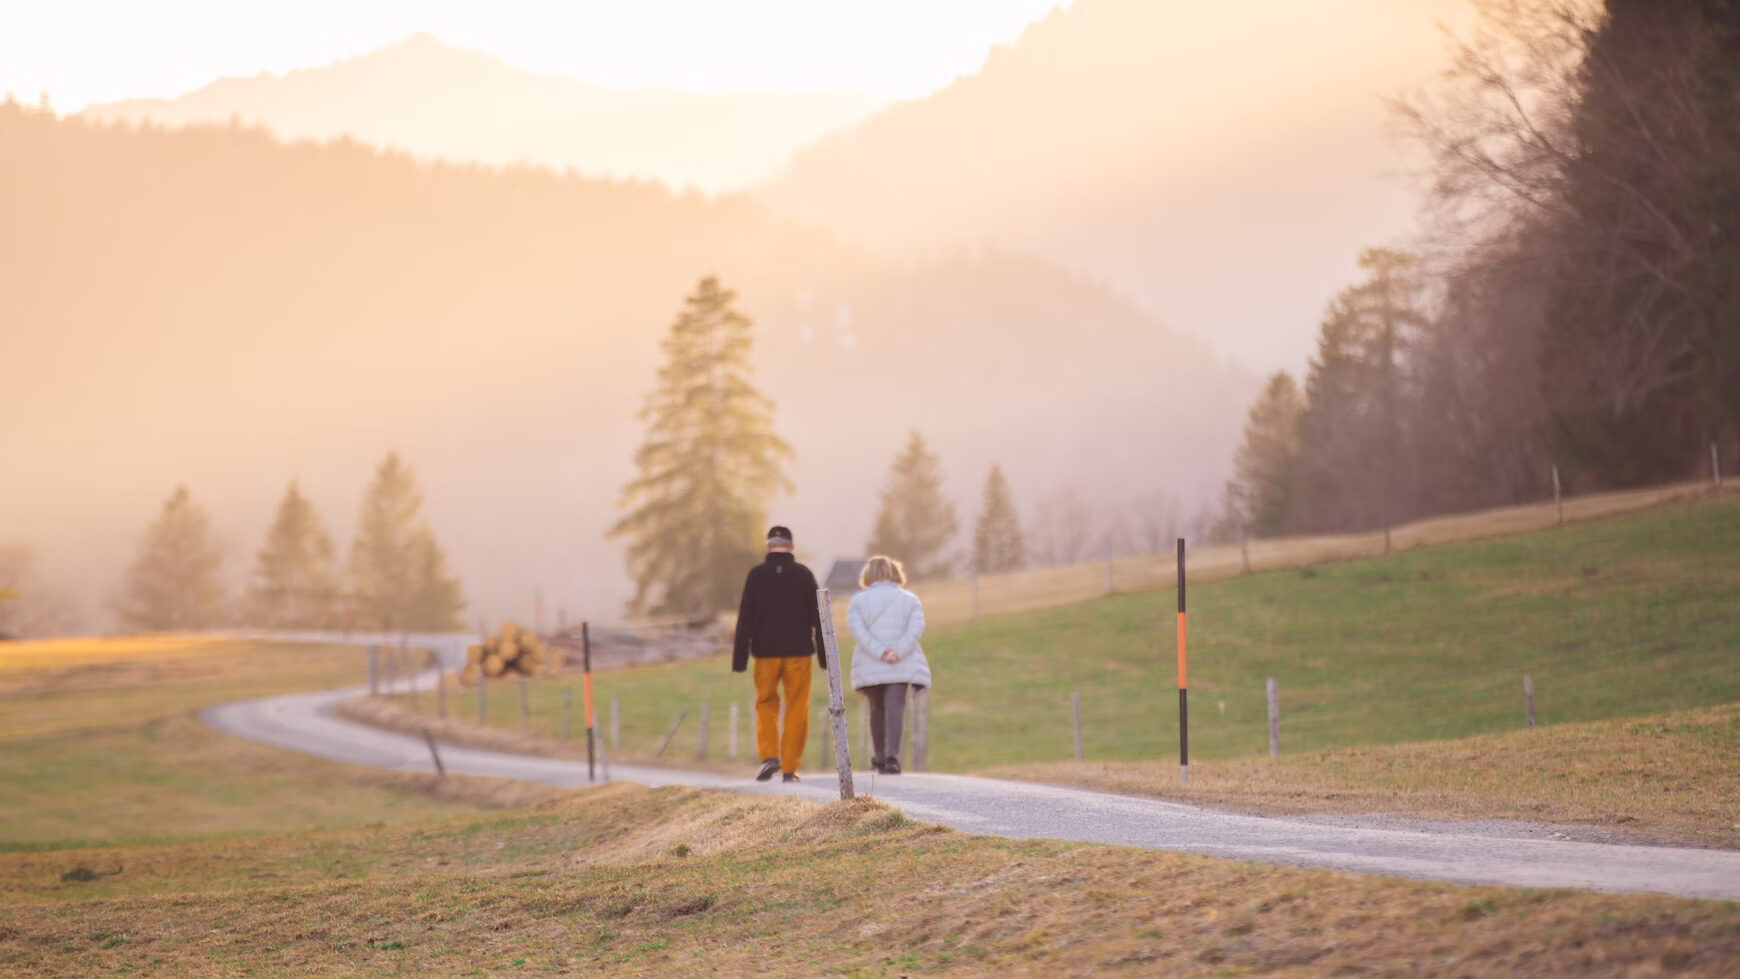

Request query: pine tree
[
  {"left": 1288, "top": 249, "right": 1428, "bottom": 533},
  {"left": 245, "top": 481, "right": 340, "bottom": 628},
  {"left": 120, "top": 485, "right": 227, "bottom": 631},
  {"left": 1224, "top": 372, "right": 1304, "bottom": 537},
  {"left": 349, "top": 452, "right": 466, "bottom": 630},
  {"left": 972, "top": 465, "right": 1025, "bottom": 574},
  {"left": 865, "top": 430, "right": 959, "bottom": 579},
  {"left": 612, "top": 277, "right": 793, "bottom": 616}
]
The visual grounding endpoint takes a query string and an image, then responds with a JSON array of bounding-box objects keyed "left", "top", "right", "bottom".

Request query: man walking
[{"left": 732, "top": 525, "right": 825, "bottom": 783}]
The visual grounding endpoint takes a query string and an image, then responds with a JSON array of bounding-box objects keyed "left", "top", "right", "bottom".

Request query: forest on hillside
[{"left": 0, "top": 104, "right": 1250, "bottom": 631}]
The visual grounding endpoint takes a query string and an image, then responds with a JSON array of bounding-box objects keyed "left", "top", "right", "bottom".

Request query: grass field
[
  {"left": 401, "top": 492, "right": 1740, "bottom": 779},
  {"left": 3, "top": 784, "right": 1736, "bottom": 977},
  {"left": 0, "top": 638, "right": 538, "bottom": 849},
  {"left": 987, "top": 703, "right": 1740, "bottom": 848}
]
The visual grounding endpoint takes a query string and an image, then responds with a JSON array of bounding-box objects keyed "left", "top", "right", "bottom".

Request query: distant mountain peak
[{"left": 78, "top": 35, "right": 886, "bottom": 193}]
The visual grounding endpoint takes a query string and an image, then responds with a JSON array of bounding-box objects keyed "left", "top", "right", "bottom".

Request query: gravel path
[{"left": 204, "top": 633, "right": 1740, "bottom": 901}]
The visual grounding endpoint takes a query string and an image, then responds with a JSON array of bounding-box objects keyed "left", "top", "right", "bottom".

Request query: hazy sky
[{"left": 1, "top": 0, "right": 1070, "bottom": 110}]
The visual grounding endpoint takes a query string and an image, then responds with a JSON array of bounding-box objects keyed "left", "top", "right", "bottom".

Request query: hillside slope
[
  {"left": 761, "top": 0, "right": 1469, "bottom": 370},
  {"left": 79, "top": 33, "right": 884, "bottom": 193},
  {"left": 0, "top": 104, "right": 1252, "bottom": 628}
]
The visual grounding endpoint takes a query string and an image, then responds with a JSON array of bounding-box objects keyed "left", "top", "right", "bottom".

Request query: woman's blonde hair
[{"left": 859, "top": 555, "right": 907, "bottom": 588}]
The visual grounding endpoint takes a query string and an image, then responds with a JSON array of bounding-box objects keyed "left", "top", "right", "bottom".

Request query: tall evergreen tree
[
  {"left": 245, "top": 481, "right": 340, "bottom": 628},
  {"left": 612, "top": 277, "right": 793, "bottom": 616},
  {"left": 120, "top": 485, "right": 226, "bottom": 631},
  {"left": 349, "top": 452, "right": 465, "bottom": 630},
  {"left": 1288, "top": 249, "right": 1428, "bottom": 533},
  {"left": 1224, "top": 371, "right": 1304, "bottom": 537},
  {"left": 865, "top": 430, "right": 959, "bottom": 579},
  {"left": 972, "top": 465, "right": 1025, "bottom": 574}
]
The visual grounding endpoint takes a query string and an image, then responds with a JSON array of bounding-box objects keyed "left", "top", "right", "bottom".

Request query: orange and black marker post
[
  {"left": 1176, "top": 537, "right": 1188, "bottom": 785},
  {"left": 582, "top": 621, "right": 596, "bottom": 782}
]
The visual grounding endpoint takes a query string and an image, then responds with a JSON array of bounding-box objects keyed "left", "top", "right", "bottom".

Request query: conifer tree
[
  {"left": 120, "top": 485, "right": 227, "bottom": 631},
  {"left": 245, "top": 481, "right": 340, "bottom": 628},
  {"left": 612, "top": 277, "right": 793, "bottom": 616},
  {"left": 972, "top": 465, "right": 1025, "bottom": 574},
  {"left": 349, "top": 452, "right": 466, "bottom": 630},
  {"left": 865, "top": 430, "right": 958, "bottom": 579},
  {"left": 1224, "top": 372, "right": 1305, "bottom": 537}
]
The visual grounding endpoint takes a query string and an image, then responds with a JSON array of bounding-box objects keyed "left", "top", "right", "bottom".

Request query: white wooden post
[
  {"left": 728, "top": 702, "right": 739, "bottom": 759},
  {"left": 816, "top": 588, "right": 855, "bottom": 799},
  {"left": 1266, "top": 678, "right": 1279, "bottom": 757},
  {"left": 1525, "top": 675, "right": 1536, "bottom": 729},
  {"left": 1071, "top": 690, "right": 1083, "bottom": 762},
  {"left": 1552, "top": 464, "right": 1563, "bottom": 524}
]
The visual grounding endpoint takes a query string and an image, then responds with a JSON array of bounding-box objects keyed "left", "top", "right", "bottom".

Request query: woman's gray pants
[{"left": 861, "top": 683, "right": 908, "bottom": 762}]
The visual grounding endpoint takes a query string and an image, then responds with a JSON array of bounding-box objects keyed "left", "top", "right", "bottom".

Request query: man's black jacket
[{"left": 731, "top": 552, "right": 825, "bottom": 671}]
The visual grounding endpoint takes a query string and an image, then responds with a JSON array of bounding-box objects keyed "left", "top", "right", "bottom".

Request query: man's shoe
[
  {"left": 782, "top": 773, "right": 800, "bottom": 783},
  {"left": 882, "top": 758, "right": 901, "bottom": 775},
  {"left": 870, "top": 757, "right": 887, "bottom": 774},
  {"left": 755, "top": 759, "right": 779, "bottom": 782}
]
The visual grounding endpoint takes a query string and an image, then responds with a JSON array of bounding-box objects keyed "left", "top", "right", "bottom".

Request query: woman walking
[{"left": 846, "top": 555, "right": 930, "bottom": 774}]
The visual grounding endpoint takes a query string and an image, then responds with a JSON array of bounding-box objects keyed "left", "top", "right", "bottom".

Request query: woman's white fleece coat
[{"left": 845, "top": 581, "right": 932, "bottom": 690}]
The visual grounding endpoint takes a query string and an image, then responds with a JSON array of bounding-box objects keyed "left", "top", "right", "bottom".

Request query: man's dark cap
[{"left": 766, "top": 525, "right": 793, "bottom": 543}]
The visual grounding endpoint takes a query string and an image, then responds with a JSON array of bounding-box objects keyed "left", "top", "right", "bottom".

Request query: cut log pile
[{"left": 458, "top": 622, "right": 561, "bottom": 686}]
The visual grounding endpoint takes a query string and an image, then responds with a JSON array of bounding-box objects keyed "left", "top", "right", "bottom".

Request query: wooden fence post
[
  {"left": 728, "top": 703, "right": 739, "bottom": 759},
  {"left": 1525, "top": 675, "right": 1536, "bottom": 729},
  {"left": 422, "top": 729, "right": 445, "bottom": 777},
  {"left": 697, "top": 702, "right": 710, "bottom": 760},
  {"left": 1714, "top": 441, "right": 1723, "bottom": 489},
  {"left": 1553, "top": 465, "right": 1563, "bottom": 524},
  {"left": 582, "top": 622, "right": 595, "bottom": 782},
  {"left": 816, "top": 588, "right": 854, "bottom": 799},
  {"left": 1071, "top": 690, "right": 1083, "bottom": 762},
  {"left": 1267, "top": 677, "right": 1280, "bottom": 757},
  {"left": 653, "top": 707, "right": 687, "bottom": 758}
]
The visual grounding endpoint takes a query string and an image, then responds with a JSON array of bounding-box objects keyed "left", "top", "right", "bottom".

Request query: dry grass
[
  {"left": 1, "top": 782, "right": 1735, "bottom": 977},
  {"left": 0, "top": 638, "right": 537, "bottom": 848},
  {"left": 985, "top": 703, "right": 1740, "bottom": 849}
]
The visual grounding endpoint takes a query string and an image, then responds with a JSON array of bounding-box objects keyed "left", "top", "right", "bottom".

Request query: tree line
[
  {"left": 120, "top": 453, "right": 465, "bottom": 633},
  {"left": 611, "top": 277, "right": 1030, "bottom": 617},
  {"left": 1223, "top": 0, "right": 1738, "bottom": 537}
]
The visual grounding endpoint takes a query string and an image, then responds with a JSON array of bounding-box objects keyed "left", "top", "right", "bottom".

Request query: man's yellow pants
[{"left": 753, "top": 655, "right": 812, "bottom": 775}]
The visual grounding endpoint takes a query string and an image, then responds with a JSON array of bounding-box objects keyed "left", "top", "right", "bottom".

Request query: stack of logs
[{"left": 459, "top": 623, "right": 561, "bottom": 686}]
